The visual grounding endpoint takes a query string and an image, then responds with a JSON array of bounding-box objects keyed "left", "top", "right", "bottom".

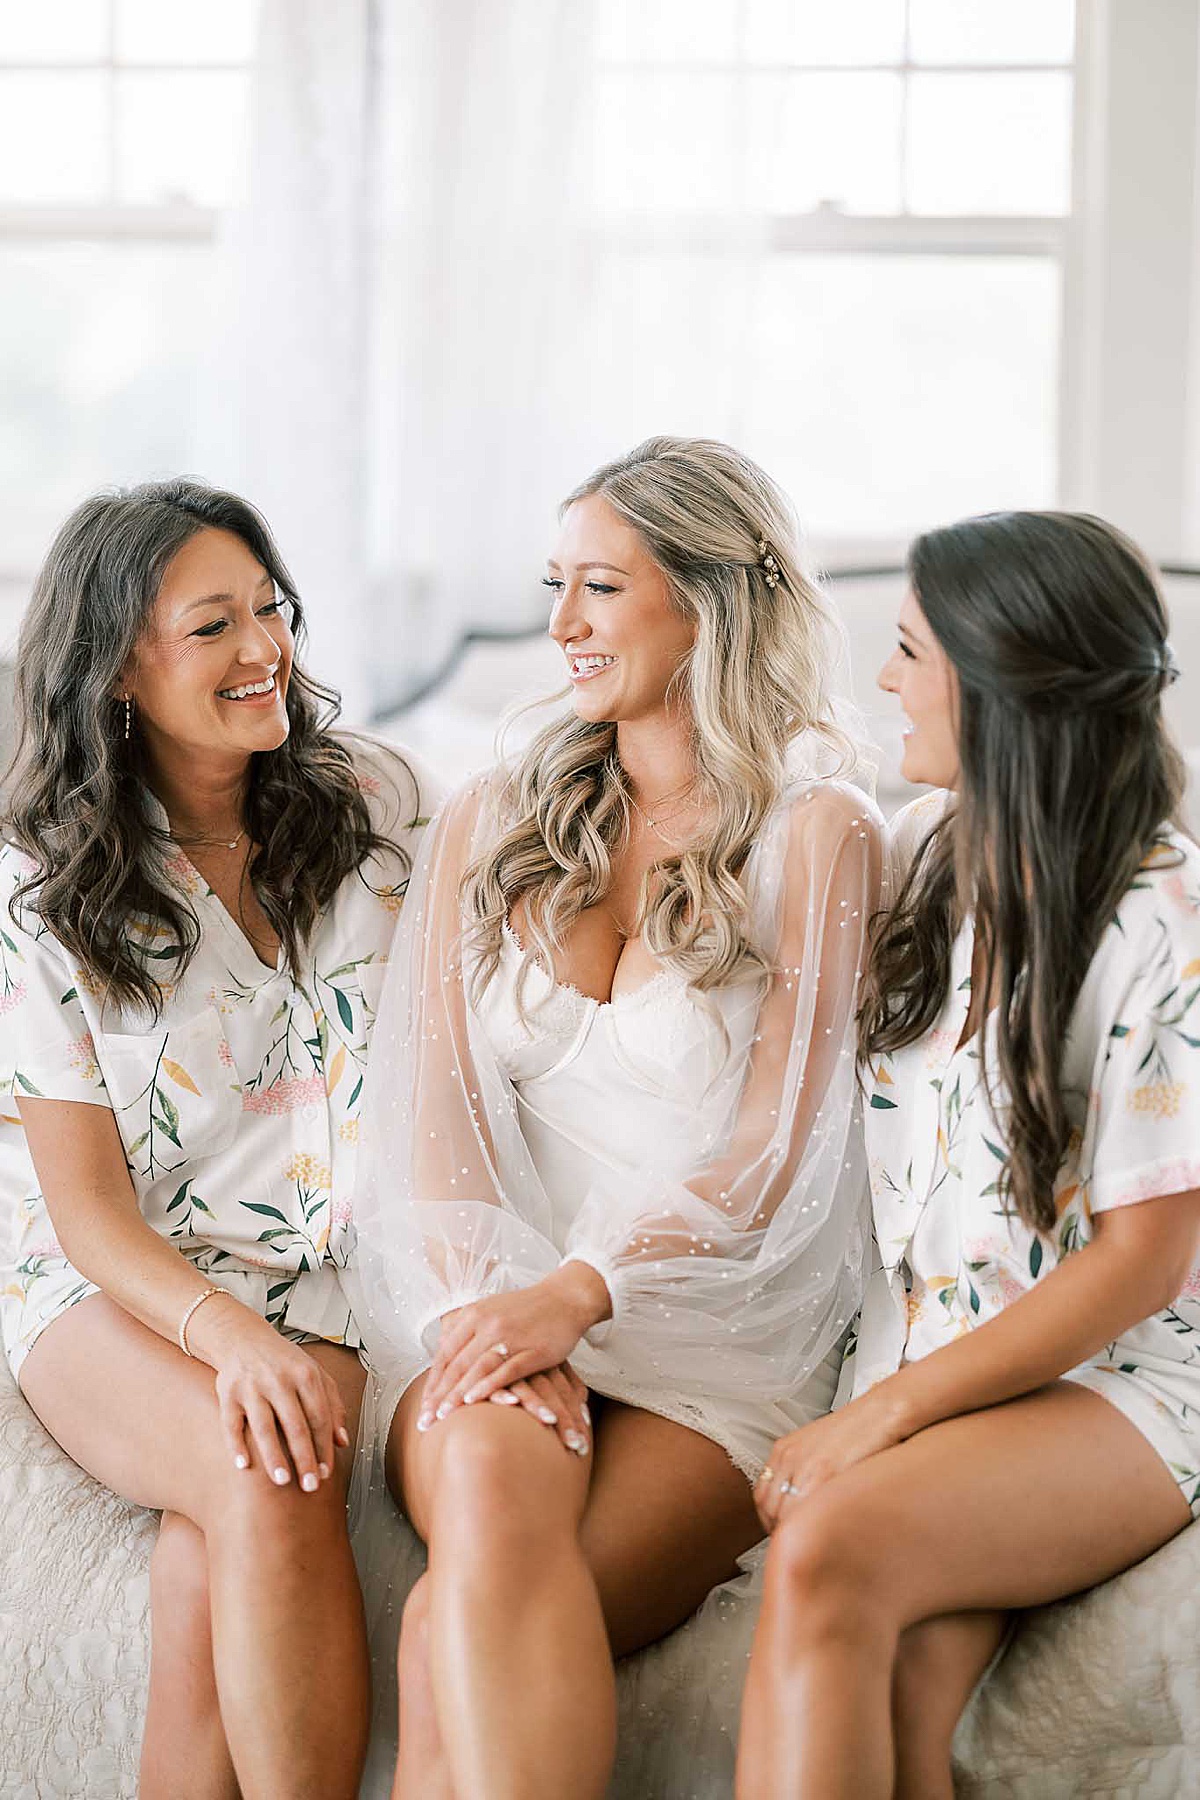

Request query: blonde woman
[{"left": 350, "top": 437, "right": 884, "bottom": 1799}]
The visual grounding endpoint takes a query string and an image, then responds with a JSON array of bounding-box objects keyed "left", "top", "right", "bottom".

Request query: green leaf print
[
  {"left": 334, "top": 986, "right": 354, "bottom": 1033},
  {"left": 166, "top": 1182, "right": 192, "bottom": 1214},
  {"left": 982, "top": 1136, "right": 1007, "bottom": 1162},
  {"left": 967, "top": 1281, "right": 981, "bottom": 1314},
  {"left": 348, "top": 1074, "right": 363, "bottom": 1108},
  {"left": 1029, "top": 1238, "right": 1044, "bottom": 1278},
  {"left": 157, "top": 1089, "right": 181, "bottom": 1136},
  {"left": 14, "top": 1072, "right": 43, "bottom": 1096},
  {"left": 60, "top": 988, "right": 77, "bottom": 1005},
  {"left": 153, "top": 1109, "right": 181, "bottom": 1149},
  {"left": 869, "top": 1094, "right": 898, "bottom": 1110},
  {"left": 242, "top": 1202, "right": 291, "bottom": 1223}
]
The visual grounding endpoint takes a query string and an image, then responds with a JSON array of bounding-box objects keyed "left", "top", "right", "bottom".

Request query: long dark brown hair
[
  {"left": 4, "top": 479, "right": 413, "bottom": 1017},
  {"left": 859, "top": 511, "right": 1186, "bottom": 1233}
]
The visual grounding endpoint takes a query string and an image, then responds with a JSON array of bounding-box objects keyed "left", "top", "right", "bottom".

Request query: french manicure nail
[
  {"left": 464, "top": 1388, "right": 481, "bottom": 1404},
  {"left": 436, "top": 1401, "right": 454, "bottom": 1420},
  {"left": 273, "top": 1467, "right": 290, "bottom": 1485},
  {"left": 235, "top": 1454, "right": 249, "bottom": 1470},
  {"left": 581, "top": 1402, "right": 592, "bottom": 1426},
  {"left": 417, "top": 1410, "right": 434, "bottom": 1431},
  {"left": 335, "top": 1426, "right": 351, "bottom": 1447},
  {"left": 318, "top": 1462, "right": 331, "bottom": 1479},
  {"left": 301, "top": 1472, "right": 319, "bottom": 1493},
  {"left": 565, "top": 1430, "right": 587, "bottom": 1454},
  {"left": 490, "top": 1390, "right": 520, "bottom": 1405},
  {"left": 538, "top": 1406, "right": 557, "bottom": 1425}
]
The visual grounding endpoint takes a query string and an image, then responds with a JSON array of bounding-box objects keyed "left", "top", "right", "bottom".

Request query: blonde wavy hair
[{"left": 463, "top": 435, "right": 849, "bottom": 1001}]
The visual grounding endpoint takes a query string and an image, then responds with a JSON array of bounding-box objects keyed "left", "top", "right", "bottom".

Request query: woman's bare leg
[
  {"left": 390, "top": 1394, "right": 765, "bottom": 1799},
  {"left": 140, "top": 1511, "right": 240, "bottom": 1800},
  {"left": 387, "top": 1377, "right": 612, "bottom": 1800},
  {"left": 737, "top": 1382, "right": 1191, "bottom": 1800},
  {"left": 891, "top": 1611, "right": 1007, "bottom": 1800},
  {"left": 391, "top": 1574, "right": 455, "bottom": 1800},
  {"left": 19, "top": 1296, "right": 369, "bottom": 1800},
  {"left": 579, "top": 1400, "right": 762, "bottom": 1656}
]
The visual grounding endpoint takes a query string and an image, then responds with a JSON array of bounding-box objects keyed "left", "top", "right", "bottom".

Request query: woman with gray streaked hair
[
  {"left": 351, "top": 436, "right": 885, "bottom": 1798},
  {"left": 0, "top": 479, "right": 437, "bottom": 1799}
]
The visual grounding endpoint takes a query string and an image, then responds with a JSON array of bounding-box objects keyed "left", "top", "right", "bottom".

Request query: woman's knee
[
  {"left": 766, "top": 1494, "right": 888, "bottom": 1634},
  {"left": 427, "top": 1410, "right": 576, "bottom": 1560}
]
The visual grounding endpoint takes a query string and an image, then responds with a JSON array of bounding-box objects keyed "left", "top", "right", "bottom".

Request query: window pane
[
  {"left": 0, "top": 72, "right": 108, "bottom": 202},
  {"left": 745, "top": 0, "right": 906, "bottom": 66},
  {"left": 115, "top": 0, "right": 258, "bottom": 65},
  {"left": 592, "top": 72, "right": 738, "bottom": 212},
  {"left": 748, "top": 73, "right": 903, "bottom": 213},
  {"left": 907, "top": 73, "right": 1072, "bottom": 213},
  {"left": 115, "top": 70, "right": 250, "bottom": 205},
  {"left": 594, "top": 0, "right": 739, "bottom": 65},
  {"left": 0, "top": 0, "right": 108, "bottom": 63},
  {"left": 0, "top": 243, "right": 214, "bottom": 573},
  {"left": 742, "top": 256, "right": 1059, "bottom": 537},
  {"left": 909, "top": 0, "right": 1075, "bottom": 66}
]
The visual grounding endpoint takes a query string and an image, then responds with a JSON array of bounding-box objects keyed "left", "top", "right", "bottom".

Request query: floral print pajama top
[
  {"left": 0, "top": 735, "right": 436, "bottom": 1380},
  {"left": 849, "top": 794, "right": 1200, "bottom": 1517}
]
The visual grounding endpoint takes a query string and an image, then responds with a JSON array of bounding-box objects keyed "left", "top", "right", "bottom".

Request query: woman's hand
[
  {"left": 754, "top": 1388, "right": 905, "bottom": 1531},
  {"left": 489, "top": 1360, "right": 592, "bottom": 1458},
  {"left": 418, "top": 1261, "right": 611, "bottom": 1430},
  {"left": 190, "top": 1294, "right": 351, "bottom": 1491}
]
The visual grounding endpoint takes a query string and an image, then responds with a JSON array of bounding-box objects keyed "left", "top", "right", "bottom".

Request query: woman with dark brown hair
[
  {"left": 737, "top": 511, "right": 1200, "bottom": 1799},
  {"left": 0, "top": 480, "right": 435, "bottom": 1799}
]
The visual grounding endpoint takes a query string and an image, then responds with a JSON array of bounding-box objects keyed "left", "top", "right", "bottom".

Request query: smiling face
[
  {"left": 123, "top": 526, "right": 294, "bottom": 770},
  {"left": 878, "top": 586, "right": 962, "bottom": 789},
  {"left": 544, "top": 493, "right": 696, "bottom": 725}
]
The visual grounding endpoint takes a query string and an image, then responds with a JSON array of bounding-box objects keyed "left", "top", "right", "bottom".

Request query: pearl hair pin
[{"left": 758, "top": 538, "right": 781, "bottom": 588}]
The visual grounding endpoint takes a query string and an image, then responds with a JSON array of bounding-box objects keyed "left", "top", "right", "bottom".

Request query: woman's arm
[
  {"left": 19, "top": 1094, "right": 350, "bottom": 1489},
  {"left": 878, "top": 1189, "right": 1200, "bottom": 1437},
  {"left": 757, "top": 1187, "right": 1200, "bottom": 1526}
]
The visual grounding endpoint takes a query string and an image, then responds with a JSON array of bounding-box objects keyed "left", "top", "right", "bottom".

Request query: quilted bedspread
[{"left": 3, "top": 1352, "right": 1198, "bottom": 1799}]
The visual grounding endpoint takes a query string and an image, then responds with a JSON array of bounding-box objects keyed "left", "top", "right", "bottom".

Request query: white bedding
[{"left": 3, "top": 1350, "right": 1198, "bottom": 1799}]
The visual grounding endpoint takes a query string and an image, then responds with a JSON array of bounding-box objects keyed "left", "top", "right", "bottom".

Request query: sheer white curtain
[{"left": 209, "top": 0, "right": 599, "bottom": 720}]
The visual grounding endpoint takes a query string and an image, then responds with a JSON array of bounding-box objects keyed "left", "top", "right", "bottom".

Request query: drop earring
[{"left": 124, "top": 696, "right": 132, "bottom": 740}]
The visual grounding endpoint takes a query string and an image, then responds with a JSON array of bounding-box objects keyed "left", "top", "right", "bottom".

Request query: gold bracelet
[{"left": 179, "top": 1286, "right": 223, "bottom": 1358}]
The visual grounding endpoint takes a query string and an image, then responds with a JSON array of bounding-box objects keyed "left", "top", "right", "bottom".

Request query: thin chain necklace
[
  {"left": 628, "top": 780, "right": 698, "bottom": 850},
  {"left": 175, "top": 827, "right": 247, "bottom": 853}
]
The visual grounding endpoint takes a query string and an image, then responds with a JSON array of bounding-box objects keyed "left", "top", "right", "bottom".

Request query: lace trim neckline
[{"left": 500, "top": 921, "right": 679, "bottom": 1012}]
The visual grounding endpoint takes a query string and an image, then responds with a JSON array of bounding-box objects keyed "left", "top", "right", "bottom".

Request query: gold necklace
[
  {"left": 175, "top": 828, "right": 247, "bottom": 853},
  {"left": 628, "top": 784, "right": 697, "bottom": 850}
]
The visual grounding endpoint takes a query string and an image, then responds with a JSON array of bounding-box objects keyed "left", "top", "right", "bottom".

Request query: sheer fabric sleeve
[
  {"left": 563, "top": 782, "right": 884, "bottom": 1399},
  {"left": 350, "top": 778, "right": 884, "bottom": 1411},
  {"left": 348, "top": 781, "right": 563, "bottom": 1398}
]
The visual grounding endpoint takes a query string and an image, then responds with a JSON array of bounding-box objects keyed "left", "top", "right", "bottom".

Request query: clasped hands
[{"left": 416, "top": 1260, "right": 613, "bottom": 1459}]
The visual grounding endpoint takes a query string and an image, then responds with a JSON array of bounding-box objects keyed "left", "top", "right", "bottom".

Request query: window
[
  {"left": 590, "top": 0, "right": 1075, "bottom": 548},
  {"left": 0, "top": 0, "right": 256, "bottom": 602}
]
